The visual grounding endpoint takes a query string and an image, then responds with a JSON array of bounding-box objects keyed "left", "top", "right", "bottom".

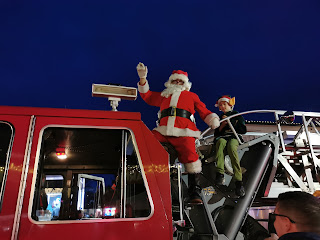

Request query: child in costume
[{"left": 214, "top": 95, "right": 247, "bottom": 197}]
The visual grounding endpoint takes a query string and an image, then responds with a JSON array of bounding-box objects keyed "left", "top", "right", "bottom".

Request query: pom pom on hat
[{"left": 215, "top": 95, "right": 235, "bottom": 107}]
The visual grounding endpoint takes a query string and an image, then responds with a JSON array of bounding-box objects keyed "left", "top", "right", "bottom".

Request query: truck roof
[{"left": 0, "top": 105, "right": 141, "bottom": 121}]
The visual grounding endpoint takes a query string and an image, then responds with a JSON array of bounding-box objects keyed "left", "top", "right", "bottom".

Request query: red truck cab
[{"left": 0, "top": 105, "right": 173, "bottom": 240}]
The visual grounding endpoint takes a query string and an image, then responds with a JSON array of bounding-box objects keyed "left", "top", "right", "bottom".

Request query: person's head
[
  {"left": 271, "top": 191, "right": 320, "bottom": 237},
  {"left": 161, "top": 70, "right": 192, "bottom": 98},
  {"left": 215, "top": 95, "right": 235, "bottom": 113}
]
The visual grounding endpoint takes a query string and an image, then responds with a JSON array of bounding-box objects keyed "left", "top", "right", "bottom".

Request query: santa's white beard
[{"left": 161, "top": 84, "right": 187, "bottom": 98}]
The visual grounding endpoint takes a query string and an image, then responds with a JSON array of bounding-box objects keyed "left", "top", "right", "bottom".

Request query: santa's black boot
[{"left": 187, "top": 173, "right": 203, "bottom": 204}]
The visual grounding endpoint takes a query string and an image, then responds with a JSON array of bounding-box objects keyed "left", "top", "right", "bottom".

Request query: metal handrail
[
  {"left": 200, "top": 109, "right": 320, "bottom": 146},
  {"left": 198, "top": 109, "right": 320, "bottom": 188}
]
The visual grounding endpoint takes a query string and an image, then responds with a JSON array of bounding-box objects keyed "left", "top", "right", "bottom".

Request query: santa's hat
[
  {"left": 215, "top": 95, "right": 235, "bottom": 107},
  {"left": 169, "top": 70, "right": 189, "bottom": 82},
  {"left": 166, "top": 70, "right": 192, "bottom": 91}
]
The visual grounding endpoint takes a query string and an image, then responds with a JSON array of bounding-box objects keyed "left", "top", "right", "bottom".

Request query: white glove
[
  {"left": 204, "top": 113, "right": 220, "bottom": 129},
  {"left": 210, "top": 117, "right": 220, "bottom": 129},
  {"left": 136, "top": 62, "right": 148, "bottom": 79}
]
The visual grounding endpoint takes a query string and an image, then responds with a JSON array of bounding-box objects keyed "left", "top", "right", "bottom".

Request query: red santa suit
[{"left": 138, "top": 74, "right": 219, "bottom": 173}]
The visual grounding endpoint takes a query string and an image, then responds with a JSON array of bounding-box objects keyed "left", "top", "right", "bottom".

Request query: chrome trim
[
  {"left": 11, "top": 115, "right": 36, "bottom": 240},
  {"left": 120, "top": 130, "right": 127, "bottom": 218},
  {"left": 200, "top": 190, "right": 218, "bottom": 235},
  {"left": 28, "top": 124, "right": 155, "bottom": 225},
  {"left": 302, "top": 115, "right": 320, "bottom": 171},
  {"left": 226, "top": 118, "right": 243, "bottom": 144},
  {"left": 302, "top": 155, "right": 315, "bottom": 192},
  {"left": 177, "top": 163, "right": 183, "bottom": 221},
  {"left": 274, "top": 112, "right": 286, "bottom": 152},
  {"left": 199, "top": 109, "right": 320, "bottom": 194},
  {"left": 277, "top": 154, "right": 307, "bottom": 191}
]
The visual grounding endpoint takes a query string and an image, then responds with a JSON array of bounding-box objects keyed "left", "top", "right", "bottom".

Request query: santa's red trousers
[{"left": 152, "top": 130, "right": 198, "bottom": 164}]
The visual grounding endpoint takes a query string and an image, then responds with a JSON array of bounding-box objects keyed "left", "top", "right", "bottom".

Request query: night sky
[{"left": 1, "top": 1, "right": 320, "bottom": 130}]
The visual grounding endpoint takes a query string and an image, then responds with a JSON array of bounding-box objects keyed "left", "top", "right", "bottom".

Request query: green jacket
[{"left": 214, "top": 110, "right": 247, "bottom": 141}]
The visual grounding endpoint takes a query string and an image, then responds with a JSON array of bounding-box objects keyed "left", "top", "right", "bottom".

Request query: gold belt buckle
[{"left": 170, "top": 106, "right": 177, "bottom": 117}]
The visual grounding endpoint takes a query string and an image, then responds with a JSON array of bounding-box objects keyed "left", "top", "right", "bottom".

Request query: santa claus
[{"left": 136, "top": 62, "right": 220, "bottom": 203}]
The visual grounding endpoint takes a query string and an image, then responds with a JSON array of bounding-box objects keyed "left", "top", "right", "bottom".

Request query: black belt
[{"left": 160, "top": 107, "right": 192, "bottom": 120}]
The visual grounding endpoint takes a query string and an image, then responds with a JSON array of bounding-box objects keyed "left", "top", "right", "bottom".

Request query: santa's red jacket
[{"left": 138, "top": 81, "right": 218, "bottom": 139}]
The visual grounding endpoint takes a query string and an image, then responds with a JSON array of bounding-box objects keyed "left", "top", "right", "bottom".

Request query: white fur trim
[
  {"left": 185, "top": 81, "right": 192, "bottom": 91},
  {"left": 215, "top": 97, "right": 231, "bottom": 107},
  {"left": 170, "top": 91, "right": 181, "bottom": 107},
  {"left": 204, "top": 113, "right": 220, "bottom": 129},
  {"left": 219, "top": 97, "right": 230, "bottom": 103},
  {"left": 166, "top": 116, "right": 175, "bottom": 135},
  {"left": 204, "top": 113, "right": 219, "bottom": 125},
  {"left": 137, "top": 81, "right": 150, "bottom": 93},
  {"left": 169, "top": 73, "right": 189, "bottom": 83},
  {"left": 153, "top": 126, "right": 201, "bottom": 139},
  {"left": 184, "top": 159, "right": 202, "bottom": 174},
  {"left": 163, "top": 91, "right": 181, "bottom": 134}
]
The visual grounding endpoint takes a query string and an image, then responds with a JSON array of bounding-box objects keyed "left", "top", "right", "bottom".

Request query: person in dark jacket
[
  {"left": 265, "top": 191, "right": 320, "bottom": 240},
  {"left": 214, "top": 95, "right": 247, "bottom": 197}
]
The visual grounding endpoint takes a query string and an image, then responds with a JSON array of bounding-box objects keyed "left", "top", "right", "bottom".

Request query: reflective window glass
[
  {"left": 0, "top": 122, "right": 14, "bottom": 211},
  {"left": 32, "top": 127, "right": 151, "bottom": 221}
]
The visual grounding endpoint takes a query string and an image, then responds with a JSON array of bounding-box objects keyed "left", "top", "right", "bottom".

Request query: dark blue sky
[{"left": 1, "top": 1, "right": 320, "bottom": 130}]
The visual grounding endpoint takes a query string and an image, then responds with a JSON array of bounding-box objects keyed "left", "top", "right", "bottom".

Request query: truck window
[
  {"left": 31, "top": 127, "right": 151, "bottom": 221},
  {"left": 0, "top": 122, "right": 14, "bottom": 211}
]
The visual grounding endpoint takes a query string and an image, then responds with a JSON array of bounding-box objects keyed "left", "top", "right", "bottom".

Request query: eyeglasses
[
  {"left": 269, "top": 212, "right": 296, "bottom": 223},
  {"left": 171, "top": 79, "right": 184, "bottom": 84}
]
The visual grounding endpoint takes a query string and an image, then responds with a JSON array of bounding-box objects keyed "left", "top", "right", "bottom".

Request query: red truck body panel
[{"left": 0, "top": 106, "right": 172, "bottom": 240}]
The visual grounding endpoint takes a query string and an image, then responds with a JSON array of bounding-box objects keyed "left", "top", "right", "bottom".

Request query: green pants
[{"left": 215, "top": 138, "right": 242, "bottom": 181}]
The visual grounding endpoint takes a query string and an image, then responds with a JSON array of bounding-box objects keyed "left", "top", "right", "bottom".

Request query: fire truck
[{"left": 0, "top": 84, "right": 319, "bottom": 240}]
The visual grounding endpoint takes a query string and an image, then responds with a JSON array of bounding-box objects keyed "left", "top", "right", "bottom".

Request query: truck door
[
  {"left": 0, "top": 115, "right": 34, "bottom": 240},
  {"left": 16, "top": 116, "right": 171, "bottom": 240}
]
